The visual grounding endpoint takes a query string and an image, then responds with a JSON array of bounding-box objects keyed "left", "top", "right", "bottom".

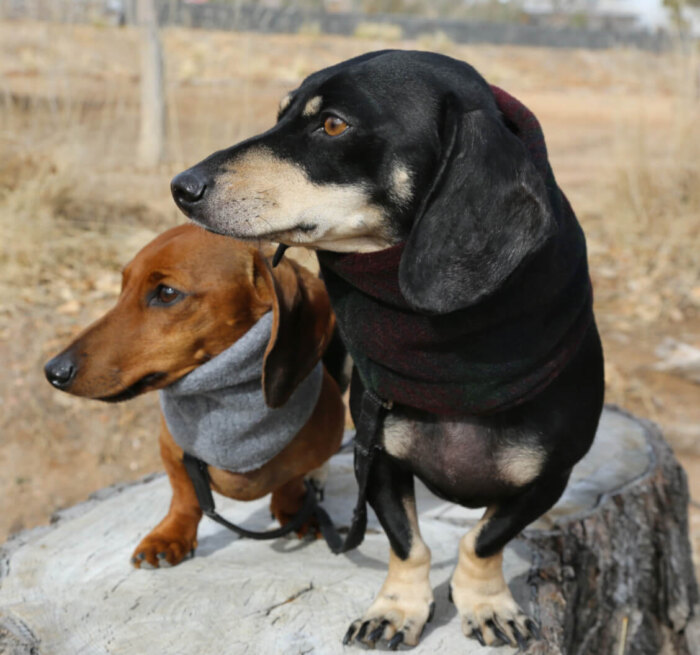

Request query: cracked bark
[{"left": 521, "top": 412, "right": 699, "bottom": 655}]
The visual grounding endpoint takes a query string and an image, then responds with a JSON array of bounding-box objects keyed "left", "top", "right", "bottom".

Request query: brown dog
[{"left": 44, "top": 224, "right": 345, "bottom": 568}]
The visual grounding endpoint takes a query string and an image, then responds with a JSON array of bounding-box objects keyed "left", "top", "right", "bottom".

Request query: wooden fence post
[{"left": 137, "top": 0, "right": 165, "bottom": 167}]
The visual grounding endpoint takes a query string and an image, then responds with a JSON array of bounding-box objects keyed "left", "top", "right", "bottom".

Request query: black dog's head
[{"left": 172, "top": 50, "right": 556, "bottom": 312}]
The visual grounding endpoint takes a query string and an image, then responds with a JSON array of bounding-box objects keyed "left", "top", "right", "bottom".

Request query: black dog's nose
[
  {"left": 44, "top": 353, "right": 77, "bottom": 390},
  {"left": 171, "top": 169, "right": 208, "bottom": 208}
]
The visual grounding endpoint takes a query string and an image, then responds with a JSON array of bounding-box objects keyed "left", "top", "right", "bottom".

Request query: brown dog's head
[{"left": 44, "top": 224, "right": 334, "bottom": 408}]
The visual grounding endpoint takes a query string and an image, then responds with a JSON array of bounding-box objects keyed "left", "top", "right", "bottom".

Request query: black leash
[
  {"left": 197, "top": 244, "right": 388, "bottom": 552},
  {"left": 182, "top": 388, "right": 390, "bottom": 554},
  {"left": 183, "top": 453, "right": 318, "bottom": 540}
]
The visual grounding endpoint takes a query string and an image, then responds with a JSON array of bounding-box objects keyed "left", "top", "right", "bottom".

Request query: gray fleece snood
[{"left": 159, "top": 311, "right": 323, "bottom": 473}]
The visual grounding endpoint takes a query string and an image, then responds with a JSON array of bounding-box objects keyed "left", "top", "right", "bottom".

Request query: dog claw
[
  {"left": 342, "top": 623, "right": 357, "bottom": 645},
  {"left": 140, "top": 560, "right": 156, "bottom": 570},
  {"left": 525, "top": 618, "right": 541, "bottom": 639},
  {"left": 368, "top": 620, "right": 389, "bottom": 644},
  {"left": 486, "top": 618, "right": 510, "bottom": 645},
  {"left": 509, "top": 620, "right": 528, "bottom": 649},
  {"left": 470, "top": 628, "right": 486, "bottom": 646},
  {"left": 131, "top": 552, "right": 147, "bottom": 567},
  {"left": 388, "top": 632, "right": 404, "bottom": 651},
  {"left": 356, "top": 620, "right": 370, "bottom": 642}
]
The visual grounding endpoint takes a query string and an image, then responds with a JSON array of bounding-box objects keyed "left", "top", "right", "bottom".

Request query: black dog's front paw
[
  {"left": 451, "top": 581, "right": 539, "bottom": 649},
  {"left": 342, "top": 599, "right": 435, "bottom": 650}
]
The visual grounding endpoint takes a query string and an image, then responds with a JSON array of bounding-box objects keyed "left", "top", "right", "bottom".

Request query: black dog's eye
[
  {"left": 150, "top": 284, "right": 183, "bottom": 307},
  {"left": 323, "top": 116, "right": 349, "bottom": 137}
]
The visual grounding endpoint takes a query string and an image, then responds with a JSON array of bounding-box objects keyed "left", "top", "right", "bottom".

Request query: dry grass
[{"left": 0, "top": 21, "right": 698, "bottom": 571}]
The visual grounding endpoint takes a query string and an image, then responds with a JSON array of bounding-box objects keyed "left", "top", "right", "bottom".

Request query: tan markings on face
[
  {"left": 204, "top": 147, "right": 393, "bottom": 252},
  {"left": 389, "top": 163, "right": 413, "bottom": 206},
  {"left": 497, "top": 444, "right": 545, "bottom": 486},
  {"left": 302, "top": 95, "right": 322, "bottom": 117},
  {"left": 278, "top": 93, "right": 292, "bottom": 117}
]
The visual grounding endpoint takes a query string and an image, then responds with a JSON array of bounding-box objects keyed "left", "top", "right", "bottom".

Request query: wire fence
[{"left": 0, "top": 0, "right": 672, "bottom": 51}]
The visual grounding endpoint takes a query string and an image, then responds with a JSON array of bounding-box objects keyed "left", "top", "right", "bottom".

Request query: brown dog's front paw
[
  {"left": 270, "top": 505, "right": 320, "bottom": 540},
  {"left": 131, "top": 529, "right": 197, "bottom": 569}
]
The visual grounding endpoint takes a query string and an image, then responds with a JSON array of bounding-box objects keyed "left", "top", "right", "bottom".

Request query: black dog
[{"left": 171, "top": 50, "right": 604, "bottom": 650}]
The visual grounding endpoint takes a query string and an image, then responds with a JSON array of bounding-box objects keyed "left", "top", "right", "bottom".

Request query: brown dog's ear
[
  {"left": 254, "top": 252, "right": 334, "bottom": 408},
  {"left": 399, "top": 94, "right": 557, "bottom": 313}
]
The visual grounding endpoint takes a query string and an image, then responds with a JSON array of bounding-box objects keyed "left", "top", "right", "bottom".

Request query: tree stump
[{"left": 1, "top": 407, "right": 698, "bottom": 654}]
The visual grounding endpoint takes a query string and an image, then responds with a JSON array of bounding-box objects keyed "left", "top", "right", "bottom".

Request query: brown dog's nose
[
  {"left": 171, "top": 168, "right": 208, "bottom": 211},
  {"left": 44, "top": 353, "right": 77, "bottom": 390}
]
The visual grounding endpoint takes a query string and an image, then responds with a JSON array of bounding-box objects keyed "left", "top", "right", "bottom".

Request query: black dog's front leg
[
  {"left": 450, "top": 468, "right": 571, "bottom": 649},
  {"left": 343, "top": 448, "right": 434, "bottom": 650}
]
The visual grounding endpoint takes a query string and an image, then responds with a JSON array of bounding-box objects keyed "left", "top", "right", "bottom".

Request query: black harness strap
[
  {"left": 182, "top": 388, "right": 390, "bottom": 554},
  {"left": 332, "top": 389, "right": 390, "bottom": 553},
  {"left": 272, "top": 244, "right": 289, "bottom": 267}
]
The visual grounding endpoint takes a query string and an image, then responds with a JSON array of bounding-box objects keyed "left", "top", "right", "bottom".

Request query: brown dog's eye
[
  {"left": 158, "top": 286, "right": 178, "bottom": 303},
  {"left": 323, "top": 116, "right": 348, "bottom": 137},
  {"left": 151, "top": 284, "right": 183, "bottom": 307}
]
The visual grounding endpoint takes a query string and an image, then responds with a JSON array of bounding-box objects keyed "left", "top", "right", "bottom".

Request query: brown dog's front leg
[{"left": 131, "top": 416, "right": 203, "bottom": 569}]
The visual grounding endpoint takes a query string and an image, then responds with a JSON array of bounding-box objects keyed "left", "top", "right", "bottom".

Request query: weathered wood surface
[{"left": 1, "top": 407, "right": 698, "bottom": 655}]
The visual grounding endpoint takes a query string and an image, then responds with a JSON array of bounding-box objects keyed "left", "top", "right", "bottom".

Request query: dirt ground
[{"left": 0, "top": 21, "right": 698, "bottom": 571}]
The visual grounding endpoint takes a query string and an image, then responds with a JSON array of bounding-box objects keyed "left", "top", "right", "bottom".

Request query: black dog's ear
[{"left": 399, "top": 96, "right": 557, "bottom": 313}]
